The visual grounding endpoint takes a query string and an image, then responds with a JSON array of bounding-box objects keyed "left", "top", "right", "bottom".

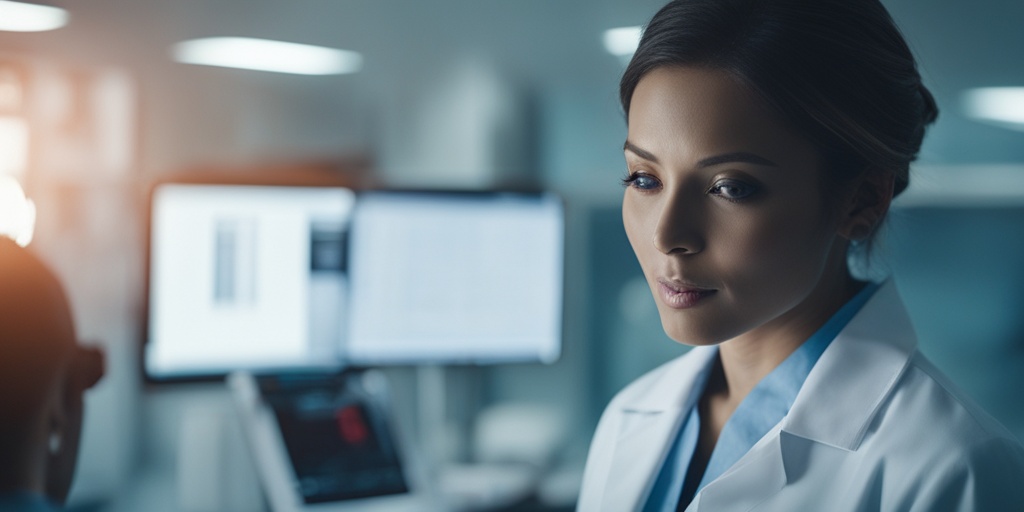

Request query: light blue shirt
[{"left": 643, "top": 282, "right": 880, "bottom": 512}]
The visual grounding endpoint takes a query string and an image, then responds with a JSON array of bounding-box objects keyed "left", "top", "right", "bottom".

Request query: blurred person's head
[{"left": 0, "top": 237, "right": 103, "bottom": 504}]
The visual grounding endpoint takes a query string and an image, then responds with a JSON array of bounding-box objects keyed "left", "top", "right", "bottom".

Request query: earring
[{"left": 48, "top": 431, "right": 62, "bottom": 455}]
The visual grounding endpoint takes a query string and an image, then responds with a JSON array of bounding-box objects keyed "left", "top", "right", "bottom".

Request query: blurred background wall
[{"left": 1, "top": 0, "right": 1022, "bottom": 510}]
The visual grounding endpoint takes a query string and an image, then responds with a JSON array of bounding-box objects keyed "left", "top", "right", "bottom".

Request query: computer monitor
[
  {"left": 144, "top": 185, "right": 564, "bottom": 380},
  {"left": 146, "top": 184, "right": 356, "bottom": 380},
  {"left": 345, "top": 191, "right": 564, "bottom": 365}
]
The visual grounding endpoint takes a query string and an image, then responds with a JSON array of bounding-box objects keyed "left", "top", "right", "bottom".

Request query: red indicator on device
[{"left": 337, "top": 406, "right": 369, "bottom": 445}]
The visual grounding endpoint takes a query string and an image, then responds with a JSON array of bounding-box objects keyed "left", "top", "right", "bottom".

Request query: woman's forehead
[{"left": 625, "top": 66, "right": 816, "bottom": 167}]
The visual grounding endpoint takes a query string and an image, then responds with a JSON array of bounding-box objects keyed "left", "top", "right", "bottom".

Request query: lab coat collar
[
  {"left": 688, "top": 431, "right": 789, "bottom": 511},
  {"left": 780, "top": 279, "right": 916, "bottom": 451}
]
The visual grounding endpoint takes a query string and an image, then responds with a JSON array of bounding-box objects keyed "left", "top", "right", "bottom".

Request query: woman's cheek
[
  {"left": 729, "top": 209, "right": 830, "bottom": 290},
  {"left": 622, "top": 195, "right": 652, "bottom": 260}
]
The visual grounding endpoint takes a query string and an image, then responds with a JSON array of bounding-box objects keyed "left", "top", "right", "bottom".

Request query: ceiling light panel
[
  {"left": 603, "top": 26, "right": 642, "bottom": 57},
  {"left": 962, "top": 87, "right": 1024, "bottom": 130},
  {"left": 0, "top": 0, "right": 68, "bottom": 32},
  {"left": 171, "top": 37, "right": 363, "bottom": 76}
]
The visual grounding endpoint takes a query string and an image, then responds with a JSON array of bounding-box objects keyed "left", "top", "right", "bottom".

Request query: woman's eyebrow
[
  {"left": 625, "top": 142, "right": 779, "bottom": 169},
  {"left": 697, "top": 152, "right": 779, "bottom": 168},
  {"left": 624, "top": 141, "right": 659, "bottom": 162}
]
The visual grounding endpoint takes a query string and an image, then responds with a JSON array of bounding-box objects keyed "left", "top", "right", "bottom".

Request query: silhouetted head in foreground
[{"left": 0, "top": 238, "right": 103, "bottom": 506}]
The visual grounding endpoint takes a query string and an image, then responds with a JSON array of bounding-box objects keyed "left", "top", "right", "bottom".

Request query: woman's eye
[
  {"left": 622, "top": 172, "right": 661, "bottom": 191},
  {"left": 708, "top": 179, "right": 758, "bottom": 200}
]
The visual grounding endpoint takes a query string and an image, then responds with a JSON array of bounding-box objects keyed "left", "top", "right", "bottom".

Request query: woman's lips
[{"left": 657, "top": 279, "right": 716, "bottom": 309}]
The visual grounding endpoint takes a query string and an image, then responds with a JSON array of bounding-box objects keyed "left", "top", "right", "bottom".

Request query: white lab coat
[{"left": 578, "top": 280, "right": 1024, "bottom": 511}]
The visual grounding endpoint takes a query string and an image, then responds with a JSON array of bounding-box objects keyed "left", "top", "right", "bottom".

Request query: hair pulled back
[{"left": 621, "top": 0, "right": 938, "bottom": 199}]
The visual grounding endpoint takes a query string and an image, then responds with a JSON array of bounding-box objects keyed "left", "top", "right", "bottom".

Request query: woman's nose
[{"left": 653, "top": 193, "right": 705, "bottom": 255}]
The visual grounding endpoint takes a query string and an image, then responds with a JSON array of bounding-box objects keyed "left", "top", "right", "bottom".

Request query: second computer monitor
[{"left": 346, "top": 191, "right": 564, "bottom": 365}]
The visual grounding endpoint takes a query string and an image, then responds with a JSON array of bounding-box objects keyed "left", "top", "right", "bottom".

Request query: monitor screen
[
  {"left": 146, "top": 184, "right": 356, "bottom": 379},
  {"left": 145, "top": 185, "right": 564, "bottom": 380},
  {"left": 346, "top": 191, "right": 564, "bottom": 365}
]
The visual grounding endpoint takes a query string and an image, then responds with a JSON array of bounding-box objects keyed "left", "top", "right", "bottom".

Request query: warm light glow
[
  {"left": 603, "top": 26, "right": 643, "bottom": 57},
  {"left": 171, "top": 37, "right": 363, "bottom": 76},
  {"left": 0, "top": 1, "right": 68, "bottom": 32},
  {"left": 961, "top": 87, "right": 1024, "bottom": 131},
  {"left": 0, "top": 175, "right": 35, "bottom": 247},
  {"left": 0, "top": 117, "right": 29, "bottom": 178}
]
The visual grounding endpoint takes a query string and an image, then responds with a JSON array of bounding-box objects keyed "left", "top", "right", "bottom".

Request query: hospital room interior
[{"left": 1, "top": 0, "right": 1023, "bottom": 510}]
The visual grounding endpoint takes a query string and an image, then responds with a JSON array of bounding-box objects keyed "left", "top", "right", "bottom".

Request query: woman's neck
[{"left": 713, "top": 271, "right": 864, "bottom": 404}]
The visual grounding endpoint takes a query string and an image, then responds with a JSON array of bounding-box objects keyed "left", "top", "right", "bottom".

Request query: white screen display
[
  {"left": 146, "top": 186, "right": 564, "bottom": 379},
  {"left": 147, "top": 185, "right": 356, "bottom": 378},
  {"left": 346, "top": 192, "right": 564, "bottom": 365}
]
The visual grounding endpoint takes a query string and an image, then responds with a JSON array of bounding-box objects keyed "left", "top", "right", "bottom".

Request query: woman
[{"left": 578, "top": 0, "right": 1024, "bottom": 510}]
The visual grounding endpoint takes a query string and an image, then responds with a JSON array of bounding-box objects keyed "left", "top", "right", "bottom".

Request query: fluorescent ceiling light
[
  {"left": 0, "top": 0, "right": 68, "bottom": 32},
  {"left": 171, "top": 37, "right": 362, "bottom": 76},
  {"left": 603, "top": 26, "right": 643, "bottom": 57},
  {"left": 961, "top": 87, "right": 1024, "bottom": 131}
]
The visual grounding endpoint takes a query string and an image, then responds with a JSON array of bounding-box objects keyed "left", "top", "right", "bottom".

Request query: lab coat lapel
[
  {"left": 603, "top": 407, "right": 686, "bottom": 510},
  {"left": 783, "top": 279, "right": 916, "bottom": 450},
  {"left": 601, "top": 347, "right": 717, "bottom": 512},
  {"left": 688, "top": 429, "right": 788, "bottom": 512}
]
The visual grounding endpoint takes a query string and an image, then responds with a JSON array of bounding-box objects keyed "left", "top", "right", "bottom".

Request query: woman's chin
[{"left": 661, "top": 322, "right": 727, "bottom": 347}]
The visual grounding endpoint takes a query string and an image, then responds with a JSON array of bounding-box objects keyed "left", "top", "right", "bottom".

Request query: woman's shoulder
[
  {"left": 851, "top": 351, "right": 1024, "bottom": 509},
  {"left": 862, "top": 350, "right": 1024, "bottom": 481},
  {"left": 881, "top": 351, "right": 1020, "bottom": 446}
]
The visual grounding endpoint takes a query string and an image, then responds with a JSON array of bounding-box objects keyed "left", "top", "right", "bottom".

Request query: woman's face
[{"left": 623, "top": 66, "right": 849, "bottom": 346}]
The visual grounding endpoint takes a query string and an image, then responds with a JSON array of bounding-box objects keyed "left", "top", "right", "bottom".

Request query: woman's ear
[{"left": 838, "top": 171, "right": 895, "bottom": 242}]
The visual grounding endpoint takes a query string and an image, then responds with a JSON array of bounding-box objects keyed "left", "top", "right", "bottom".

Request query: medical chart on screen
[{"left": 147, "top": 185, "right": 356, "bottom": 377}]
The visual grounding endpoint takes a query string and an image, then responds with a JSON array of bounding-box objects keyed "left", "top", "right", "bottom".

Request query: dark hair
[{"left": 620, "top": 0, "right": 938, "bottom": 202}]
